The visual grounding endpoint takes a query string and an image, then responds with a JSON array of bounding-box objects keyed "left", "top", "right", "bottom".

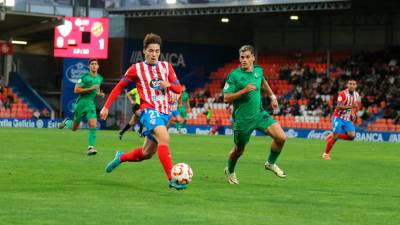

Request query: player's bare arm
[
  {"left": 224, "top": 83, "right": 256, "bottom": 103},
  {"left": 97, "top": 89, "right": 105, "bottom": 98},
  {"left": 261, "top": 80, "right": 278, "bottom": 109},
  {"left": 74, "top": 84, "right": 98, "bottom": 94},
  {"left": 126, "top": 92, "right": 134, "bottom": 104}
]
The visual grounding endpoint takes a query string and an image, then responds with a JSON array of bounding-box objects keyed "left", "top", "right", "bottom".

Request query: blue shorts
[
  {"left": 139, "top": 108, "right": 169, "bottom": 142},
  {"left": 332, "top": 117, "right": 355, "bottom": 134},
  {"left": 169, "top": 110, "right": 181, "bottom": 119}
]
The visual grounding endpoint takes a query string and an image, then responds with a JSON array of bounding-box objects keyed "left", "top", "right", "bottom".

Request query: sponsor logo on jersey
[{"left": 149, "top": 78, "right": 163, "bottom": 90}]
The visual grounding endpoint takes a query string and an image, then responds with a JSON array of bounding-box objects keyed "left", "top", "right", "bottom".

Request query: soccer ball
[{"left": 171, "top": 163, "right": 193, "bottom": 185}]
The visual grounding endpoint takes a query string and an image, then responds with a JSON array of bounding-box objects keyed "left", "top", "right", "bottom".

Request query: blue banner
[
  {"left": 62, "top": 58, "right": 90, "bottom": 118},
  {"left": 168, "top": 125, "right": 400, "bottom": 143},
  {"left": 0, "top": 118, "right": 105, "bottom": 129},
  {"left": 124, "top": 39, "right": 237, "bottom": 91}
]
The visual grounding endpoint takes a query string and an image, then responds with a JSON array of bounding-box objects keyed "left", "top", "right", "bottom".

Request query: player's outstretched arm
[{"left": 224, "top": 83, "right": 256, "bottom": 103}]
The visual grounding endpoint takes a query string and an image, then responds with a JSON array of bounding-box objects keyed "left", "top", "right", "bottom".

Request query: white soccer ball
[{"left": 171, "top": 163, "right": 193, "bottom": 185}]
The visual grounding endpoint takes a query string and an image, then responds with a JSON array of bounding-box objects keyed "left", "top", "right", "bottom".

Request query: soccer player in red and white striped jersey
[
  {"left": 99, "top": 33, "right": 186, "bottom": 190},
  {"left": 323, "top": 79, "right": 360, "bottom": 160}
]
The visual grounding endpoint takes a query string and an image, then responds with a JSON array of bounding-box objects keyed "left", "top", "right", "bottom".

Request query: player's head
[
  {"left": 182, "top": 84, "right": 186, "bottom": 91},
  {"left": 143, "top": 33, "right": 162, "bottom": 65},
  {"left": 346, "top": 78, "right": 357, "bottom": 92},
  {"left": 88, "top": 58, "right": 99, "bottom": 73},
  {"left": 238, "top": 45, "right": 256, "bottom": 71}
]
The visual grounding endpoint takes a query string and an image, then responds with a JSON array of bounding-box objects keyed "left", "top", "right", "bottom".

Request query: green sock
[
  {"left": 267, "top": 150, "right": 281, "bottom": 165},
  {"left": 175, "top": 122, "right": 181, "bottom": 131},
  {"left": 88, "top": 128, "right": 96, "bottom": 147},
  {"left": 227, "top": 159, "right": 236, "bottom": 173},
  {"left": 65, "top": 120, "right": 73, "bottom": 129}
]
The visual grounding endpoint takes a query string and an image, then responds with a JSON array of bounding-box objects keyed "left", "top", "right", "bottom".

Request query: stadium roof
[
  {"left": 0, "top": 11, "right": 63, "bottom": 41},
  {"left": 107, "top": 0, "right": 351, "bottom": 18}
]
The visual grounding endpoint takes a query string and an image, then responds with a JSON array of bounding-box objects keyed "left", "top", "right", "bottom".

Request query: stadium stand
[
  {"left": 184, "top": 50, "right": 400, "bottom": 132},
  {"left": 0, "top": 87, "right": 33, "bottom": 119}
]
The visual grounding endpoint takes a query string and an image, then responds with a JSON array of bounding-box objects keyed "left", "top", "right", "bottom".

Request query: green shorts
[
  {"left": 73, "top": 100, "right": 97, "bottom": 122},
  {"left": 233, "top": 111, "right": 276, "bottom": 147},
  {"left": 178, "top": 107, "right": 187, "bottom": 119}
]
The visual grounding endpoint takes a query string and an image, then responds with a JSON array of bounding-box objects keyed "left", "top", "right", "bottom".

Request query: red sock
[
  {"left": 337, "top": 134, "right": 351, "bottom": 140},
  {"left": 324, "top": 138, "right": 336, "bottom": 154},
  {"left": 157, "top": 144, "right": 173, "bottom": 180},
  {"left": 120, "top": 147, "right": 144, "bottom": 162}
]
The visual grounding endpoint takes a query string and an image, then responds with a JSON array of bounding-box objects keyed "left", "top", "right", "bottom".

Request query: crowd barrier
[{"left": 1, "top": 119, "right": 399, "bottom": 142}]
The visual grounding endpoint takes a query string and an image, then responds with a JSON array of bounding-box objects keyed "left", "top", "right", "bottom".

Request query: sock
[
  {"left": 120, "top": 124, "right": 132, "bottom": 134},
  {"left": 157, "top": 144, "right": 173, "bottom": 180},
  {"left": 227, "top": 159, "right": 236, "bottom": 173},
  {"left": 175, "top": 122, "right": 181, "bottom": 131},
  {"left": 337, "top": 134, "right": 351, "bottom": 140},
  {"left": 88, "top": 128, "right": 96, "bottom": 146},
  {"left": 65, "top": 120, "right": 73, "bottom": 129},
  {"left": 267, "top": 150, "right": 281, "bottom": 165},
  {"left": 120, "top": 147, "right": 144, "bottom": 162},
  {"left": 324, "top": 138, "right": 336, "bottom": 154}
]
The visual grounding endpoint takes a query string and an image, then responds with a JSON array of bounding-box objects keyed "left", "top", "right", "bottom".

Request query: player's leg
[
  {"left": 59, "top": 113, "right": 81, "bottom": 131},
  {"left": 85, "top": 104, "right": 98, "bottom": 155},
  {"left": 177, "top": 108, "right": 187, "bottom": 131},
  {"left": 225, "top": 144, "right": 246, "bottom": 184},
  {"left": 324, "top": 118, "right": 342, "bottom": 159},
  {"left": 119, "top": 105, "right": 140, "bottom": 140},
  {"left": 86, "top": 118, "right": 98, "bottom": 155},
  {"left": 256, "top": 111, "right": 287, "bottom": 177},
  {"left": 152, "top": 125, "right": 172, "bottom": 180},
  {"left": 264, "top": 123, "right": 287, "bottom": 178},
  {"left": 153, "top": 122, "right": 186, "bottom": 190},
  {"left": 105, "top": 136, "right": 156, "bottom": 173},
  {"left": 337, "top": 120, "right": 356, "bottom": 141},
  {"left": 224, "top": 123, "right": 252, "bottom": 184},
  {"left": 175, "top": 114, "right": 185, "bottom": 132}
]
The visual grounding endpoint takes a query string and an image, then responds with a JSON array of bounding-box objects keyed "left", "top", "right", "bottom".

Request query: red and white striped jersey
[
  {"left": 169, "top": 91, "right": 181, "bottom": 111},
  {"left": 124, "top": 61, "right": 179, "bottom": 115},
  {"left": 333, "top": 89, "right": 361, "bottom": 121}
]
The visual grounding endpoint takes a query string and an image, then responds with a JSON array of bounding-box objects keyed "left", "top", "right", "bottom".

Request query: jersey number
[{"left": 149, "top": 110, "right": 160, "bottom": 119}]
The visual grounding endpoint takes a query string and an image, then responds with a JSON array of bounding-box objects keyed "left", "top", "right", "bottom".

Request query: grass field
[{"left": 0, "top": 128, "right": 399, "bottom": 225}]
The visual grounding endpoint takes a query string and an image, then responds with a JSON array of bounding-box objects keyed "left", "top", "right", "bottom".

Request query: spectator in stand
[
  {"left": 41, "top": 108, "right": 50, "bottom": 118},
  {"left": 33, "top": 109, "right": 41, "bottom": 119},
  {"left": 0, "top": 74, "right": 5, "bottom": 90}
]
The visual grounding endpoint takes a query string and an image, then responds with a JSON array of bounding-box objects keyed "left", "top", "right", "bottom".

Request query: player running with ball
[
  {"left": 99, "top": 33, "right": 186, "bottom": 190},
  {"left": 223, "top": 45, "right": 287, "bottom": 184}
]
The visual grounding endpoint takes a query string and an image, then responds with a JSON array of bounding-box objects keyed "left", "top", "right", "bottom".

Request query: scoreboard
[{"left": 54, "top": 17, "right": 109, "bottom": 59}]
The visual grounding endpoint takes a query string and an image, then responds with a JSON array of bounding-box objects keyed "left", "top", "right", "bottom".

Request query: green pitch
[{"left": 0, "top": 128, "right": 399, "bottom": 225}]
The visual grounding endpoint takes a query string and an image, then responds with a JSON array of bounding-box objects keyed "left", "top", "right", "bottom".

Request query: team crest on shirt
[
  {"left": 150, "top": 119, "right": 156, "bottom": 125},
  {"left": 224, "top": 83, "right": 229, "bottom": 90},
  {"left": 338, "top": 96, "right": 343, "bottom": 101},
  {"left": 149, "top": 78, "right": 163, "bottom": 90},
  {"left": 254, "top": 73, "right": 258, "bottom": 78}
]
